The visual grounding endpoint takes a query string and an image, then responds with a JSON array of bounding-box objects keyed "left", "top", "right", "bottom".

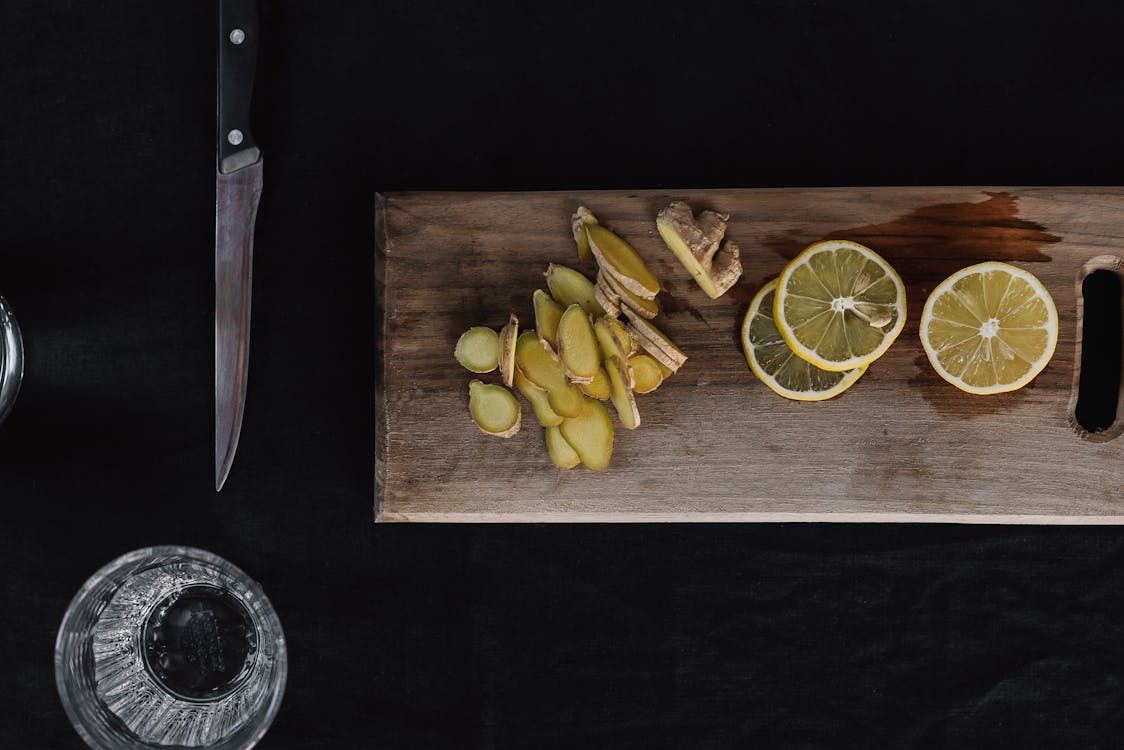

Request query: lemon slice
[
  {"left": 920, "top": 262, "right": 1058, "bottom": 394},
  {"left": 775, "top": 240, "right": 907, "bottom": 371},
  {"left": 742, "top": 280, "right": 865, "bottom": 401}
]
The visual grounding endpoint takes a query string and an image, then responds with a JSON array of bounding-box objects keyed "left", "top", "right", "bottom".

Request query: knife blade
[{"left": 215, "top": 0, "right": 261, "bottom": 491}]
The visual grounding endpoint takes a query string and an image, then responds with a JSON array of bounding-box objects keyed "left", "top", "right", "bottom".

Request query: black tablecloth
[{"left": 5, "top": 1, "right": 1124, "bottom": 747}]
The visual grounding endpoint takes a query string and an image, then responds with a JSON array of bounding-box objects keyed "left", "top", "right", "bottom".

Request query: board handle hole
[{"left": 1072, "top": 258, "right": 1124, "bottom": 439}]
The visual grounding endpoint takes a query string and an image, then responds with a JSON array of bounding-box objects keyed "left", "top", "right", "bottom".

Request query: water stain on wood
[
  {"left": 724, "top": 278, "right": 760, "bottom": 308},
  {"left": 658, "top": 279, "right": 708, "bottom": 326},
  {"left": 763, "top": 191, "right": 1060, "bottom": 272},
  {"left": 452, "top": 290, "right": 493, "bottom": 338},
  {"left": 907, "top": 352, "right": 1029, "bottom": 418}
]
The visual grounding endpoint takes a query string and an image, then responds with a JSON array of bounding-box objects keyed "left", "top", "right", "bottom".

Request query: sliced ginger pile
[{"left": 453, "top": 208, "right": 687, "bottom": 471}]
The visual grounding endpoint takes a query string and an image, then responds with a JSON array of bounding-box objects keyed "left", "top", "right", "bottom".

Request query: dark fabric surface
[{"left": 4, "top": 1, "right": 1124, "bottom": 747}]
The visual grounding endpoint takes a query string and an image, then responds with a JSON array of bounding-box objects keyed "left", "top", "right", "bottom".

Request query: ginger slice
[
  {"left": 629, "top": 354, "right": 664, "bottom": 394},
  {"left": 626, "top": 328, "right": 680, "bottom": 372},
  {"left": 454, "top": 326, "right": 500, "bottom": 373},
  {"left": 497, "top": 314, "right": 519, "bottom": 387},
  {"left": 556, "top": 304, "right": 600, "bottom": 383},
  {"left": 571, "top": 206, "right": 598, "bottom": 263},
  {"left": 468, "top": 380, "right": 521, "bottom": 438},
  {"left": 559, "top": 396, "right": 614, "bottom": 471},
  {"left": 593, "top": 276, "right": 621, "bottom": 318},
  {"left": 656, "top": 360, "right": 675, "bottom": 379},
  {"left": 545, "top": 378, "right": 585, "bottom": 419},
  {"left": 586, "top": 224, "right": 660, "bottom": 300},
  {"left": 624, "top": 322, "right": 685, "bottom": 373},
  {"left": 545, "top": 264, "right": 604, "bottom": 317},
  {"left": 605, "top": 357, "right": 640, "bottom": 430},
  {"left": 513, "top": 367, "right": 563, "bottom": 428},
  {"left": 533, "top": 289, "right": 564, "bottom": 344},
  {"left": 595, "top": 271, "right": 619, "bottom": 301},
  {"left": 593, "top": 317, "right": 629, "bottom": 362},
  {"left": 605, "top": 317, "right": 637, "bottom": 356},
  {"left": 600, "top": 267, "right": 659, "bottom": 319},
  {"left": 593, "top": 317, "right": 635, "bottom": 387},
  {"left": 579, "top": 365, "right": 611, "bottom": 401},
  {"left": 545, "top": 425, "right": 581, "bottom": 469},
  {"left": 622, "top": 311, "right": 687, "bottom": 367},
  {"left": 655, "top": 201, "right": 743, "bottom": 299},
  {"left": 514, "top": 331, "right": 585, "bottom": 418}
]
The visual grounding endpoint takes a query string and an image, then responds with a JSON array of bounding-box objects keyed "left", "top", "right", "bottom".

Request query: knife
[{"left": 215, "top": 0, "right": 261, "bottom": 491}]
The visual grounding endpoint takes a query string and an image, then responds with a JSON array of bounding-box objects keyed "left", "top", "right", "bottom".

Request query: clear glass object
[
  {"left": 55, "top": 547, "right": 287, "bottom": 750},
  {"left": 0, "top": 295, "right": 22, "bottom": 425}
]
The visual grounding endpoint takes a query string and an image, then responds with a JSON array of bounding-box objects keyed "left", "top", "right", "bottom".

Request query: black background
[{"left": 4, "top": 1, "right": 1124, "bottom": 748}]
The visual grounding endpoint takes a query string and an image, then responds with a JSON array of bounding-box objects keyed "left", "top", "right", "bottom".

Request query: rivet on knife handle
[{"left": 218, "top": 0, "right": 260, "bottom": 174}]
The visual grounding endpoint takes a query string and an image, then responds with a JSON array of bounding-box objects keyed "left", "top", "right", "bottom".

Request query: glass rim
[{"left": 0, "top": 295, "right": 23, "bottom": 426}]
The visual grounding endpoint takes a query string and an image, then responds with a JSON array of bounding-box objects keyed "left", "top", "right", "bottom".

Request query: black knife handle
[{"left": 217, "top": 0, "right": 260, "bottom": 173}]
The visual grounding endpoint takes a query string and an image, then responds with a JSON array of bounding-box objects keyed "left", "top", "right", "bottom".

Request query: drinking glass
[
  {"left": 55, "top": 546, "right": 287, "bottom": 750},
  {"left": 0, "top": 295, "right": 22, "bottom": 425}
]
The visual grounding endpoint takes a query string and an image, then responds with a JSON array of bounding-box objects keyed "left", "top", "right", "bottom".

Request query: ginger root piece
[
  {"left": 571, "top": 206, "right": 598, "bottom": 263},
  {"left": 623, "top": 311, "right": 688, "bottom": 370},
  {"left": 556, "top": 304, "right": 601, "bottom": 383},
  {"left": 533, "top": 289, "right": 564, "bottom": 344},
  {"left": 513, "top": 368, "right": 564, "bottom": 428},
  {"left": 454, "top": 326, "right": 500, "bottom": 373},
  {"left": 468, "top": 380, "right": 521, "bottom": 438},
  {"left": 514, "top": 331, "right": 585, "bottom": 418},
  {"left": 497, "top": 314, "right": 519, "bottom": 387},
  {"left": 600, "top": 267, "right": 659, "bottom": 319},
  {"left": 545, "top": 264, "right": 605, "bottom": 317},
  {"left": 545, "top": 425, "right": 581, "bottom": 469},
  {"left": 655, "top": 201, "right": 743, "bottom": 299},
  {"left": 709, "top": 240, "right": 742, "bottom": 295},
  {"left": 606, "top": 358, "right": 640, "bottom": 430},
  {"left": 579, "top": 365, "right": 612, "bottom": 401},
  {"left": 559, "top": 396, "right": 614, "bottom": 471},
  {"left": 629, "top": 354, "right": 664, "bottom": 394},
  {"left": 586, "top": 224, "right": 660, "bottom": 300}
]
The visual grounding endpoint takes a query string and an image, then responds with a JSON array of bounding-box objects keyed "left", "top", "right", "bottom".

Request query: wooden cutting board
[{"left": 375, "top": 187, "right": 1124, "bottom": 523}]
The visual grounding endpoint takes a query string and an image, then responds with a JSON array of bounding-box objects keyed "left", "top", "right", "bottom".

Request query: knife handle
[{"left": 217, "top": 0, "right": 260, "bottom": 174}]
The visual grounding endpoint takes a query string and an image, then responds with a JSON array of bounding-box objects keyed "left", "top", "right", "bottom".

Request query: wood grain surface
[{"left": 375, "top": 188, "right": 1124, "bottom": 523}]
